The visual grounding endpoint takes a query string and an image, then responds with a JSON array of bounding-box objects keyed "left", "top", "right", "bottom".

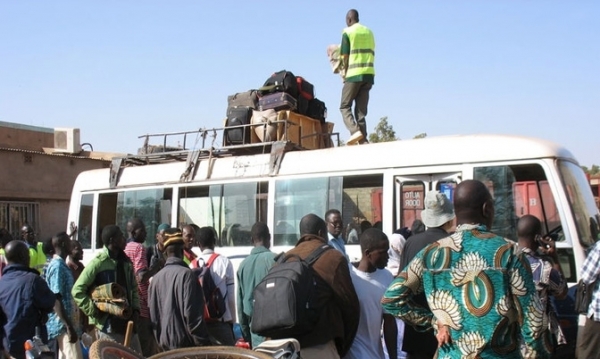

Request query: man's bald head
[
  {"left": 454, "top": 180, "right": 494, "bottom": 228},
  {"left": 299, "top": 214, "right": 327, "bottom": 238},
  {"left": 346, "top": 9, "right": 359, "bottom": 26},
  {"left": 5, "top": 240, "right": 30, "bottom": 266},
  {"left": 517, "top": 215, "right": 542, "bottom": 240}
]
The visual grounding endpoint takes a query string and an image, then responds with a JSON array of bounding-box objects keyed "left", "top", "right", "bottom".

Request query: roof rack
[{"left": 108, "top": 119, "right": 339, "bottom": 188}]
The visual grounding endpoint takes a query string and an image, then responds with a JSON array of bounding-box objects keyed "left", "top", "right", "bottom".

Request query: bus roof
[{"left": 73, "top": 134, "right": 577, "bottom": 191}]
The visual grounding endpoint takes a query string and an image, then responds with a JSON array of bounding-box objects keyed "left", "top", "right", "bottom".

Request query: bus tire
[
  {"left": 88, "top": 339, "right": 144, "bottom": 359},
  {"left": 148, "top": 346, "right": 273, "bottom": 359}
]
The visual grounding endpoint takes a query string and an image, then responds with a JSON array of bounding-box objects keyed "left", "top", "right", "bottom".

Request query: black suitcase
[
  {"left": 259, "top": 92, "right": 297, "bottom": 112},
  {"left": 227, "top": 90, "right": 258, "bottom": 110},
  {"left": 296, "top": 96, "right": 309, "bottom": 116},
  {"left": 307, "top": 98, "right": 327, "bottom": 123},
  {"left": 224, "top": 106, "right": 253, "bottom": 145}
]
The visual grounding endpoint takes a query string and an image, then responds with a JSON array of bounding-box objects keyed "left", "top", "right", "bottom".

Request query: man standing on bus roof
[
  {"left": 124, "top": 218, "right": 159, "bottom": 357},
  {"left": 236, "top": 222, "right": 277, "bottom": 348},
  {"left": 325, "top": 209, "right": 349, "bottom": 261},
  {"left": 340, "top": 8, "right": 375, "bottom": 145},
  {"left": 382, "top": 180, "right": 551, "bottom": 358},
  {"left": 21, "top": 224, "right": 46, "bottom": 274}
]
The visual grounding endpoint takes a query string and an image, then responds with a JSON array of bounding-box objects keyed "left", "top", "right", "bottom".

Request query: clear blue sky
[{"left": 1, "top": 1, "right": 598, "bottom": 166}]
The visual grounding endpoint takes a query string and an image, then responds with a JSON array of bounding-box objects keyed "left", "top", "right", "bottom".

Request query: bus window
[
  {"left": 179, "top": 185, "right": 222, "bottom": 237},
  {"left": 474, "top": 163, "right": 563, "bottom": 241},
  {"left": 398, "top": 181, "right": 426, "bottom": 231},
  {"left": 340, "top": 174, "right": 384, "bottom": 245},
  {"left": 77, "top": 193, "right": 94, "bottom": 249},
  {"left": 222, "top": 182, "right": 267, "bottom": 247},
  {"left": 179, "top": 181, "right": 267, "bottom": 247},
  {"left": 97, "top": 193, "right": 118, "bottom": 249},
  {"left": 558, "top": 160, "right": 600, "bottom": 248},
  {"left": 274, "top": 177, "right": 333, "bottom": 246},
  {"left": 97, "top": 188, "right": 173, "bottom": 249}
]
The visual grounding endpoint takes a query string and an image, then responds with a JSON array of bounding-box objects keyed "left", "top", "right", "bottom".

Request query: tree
[
  {"left": 368, "top": 116, "right": 398, "bottom": 143},
  {"left": 413, "top": 133, "right": 427, "bottom": 139},
  {"left": 583, "top": 165, "right": 600, "bottom": 175}
]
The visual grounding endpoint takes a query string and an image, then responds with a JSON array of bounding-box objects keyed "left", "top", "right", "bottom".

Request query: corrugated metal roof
[{"left": 0, "top": 147, "right": 110, "bottom": 161}]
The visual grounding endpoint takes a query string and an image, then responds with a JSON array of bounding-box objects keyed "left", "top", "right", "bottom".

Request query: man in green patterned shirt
[{"left": 382, "top": 180, "right": 552, "bottom": 358}]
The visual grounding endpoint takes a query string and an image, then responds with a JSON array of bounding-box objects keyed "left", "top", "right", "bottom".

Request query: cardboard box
[{"left": 277, "top": 111, "right": 321, "bottom": 150}]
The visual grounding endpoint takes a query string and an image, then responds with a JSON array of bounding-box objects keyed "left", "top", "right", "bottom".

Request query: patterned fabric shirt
[
  {"left": 124, "top": 241, "right": 150, "bottom": 318},
  {"left": 580, "top": 240, "right": 600, "bottom": 321},
  {"left": 45, "top": 256, "right": 80, "bottom": 339},
  {"left": 382, "top": 224, "right": 552, "bottom": 359}
]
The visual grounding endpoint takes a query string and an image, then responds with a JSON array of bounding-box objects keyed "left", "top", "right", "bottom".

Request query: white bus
[{"left": 67, "top": 132, "right": 598, "bottom": 346}]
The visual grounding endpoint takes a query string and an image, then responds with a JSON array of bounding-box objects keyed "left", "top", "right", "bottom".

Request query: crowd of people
[{"left": 0, "top": 178, "right": 595, "bottom": 359}]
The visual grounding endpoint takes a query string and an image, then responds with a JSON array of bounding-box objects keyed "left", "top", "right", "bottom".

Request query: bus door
[{"left": 394, "top": 172, "right": 461, "bottom": 231}]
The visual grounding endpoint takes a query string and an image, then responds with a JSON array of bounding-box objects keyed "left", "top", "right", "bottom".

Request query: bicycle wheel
[
  {"left": 148, "top": 346, "right": 274, "bottom": 359},
  {"left": 88, "top": 339, "right": 144, "bottom": 359}
]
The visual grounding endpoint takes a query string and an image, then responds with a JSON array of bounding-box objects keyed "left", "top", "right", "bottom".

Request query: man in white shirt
[
  {"left": 345, "top": 228, "right": 397, "bottom": 359},
  {"left": 194, "top": 226, "right": 236, "bottom": 345}
]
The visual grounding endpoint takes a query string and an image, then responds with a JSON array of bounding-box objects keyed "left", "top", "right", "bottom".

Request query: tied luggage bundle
[
  {"left": 91, "top": 283, "right": 132, "bottom": 319},
  {"left": 251, "top": 244, "right": 331, "bottom": 338}
]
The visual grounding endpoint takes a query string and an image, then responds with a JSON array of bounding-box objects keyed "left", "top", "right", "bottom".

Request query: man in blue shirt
[
  {"left": 46, "top": 232, "right": 82, "bottom": 358},
  {"left": 325, "top": 209, "right": 349, "bottom": 261},
  {"left": 0, "top": 240, "right": 55, "bottom": 358}
]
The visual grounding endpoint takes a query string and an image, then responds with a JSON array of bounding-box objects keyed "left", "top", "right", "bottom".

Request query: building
[{"left": 0, "top": 121, "right": 122, "bottom": 240}]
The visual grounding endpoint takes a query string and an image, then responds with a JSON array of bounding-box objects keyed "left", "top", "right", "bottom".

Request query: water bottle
[{"left": 24, "top": 327, "right": 52, "bottom": 359}]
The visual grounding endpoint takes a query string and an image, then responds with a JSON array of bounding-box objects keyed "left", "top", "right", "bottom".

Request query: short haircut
[
  {"left": 299, "top": 214, "right": 327, "bottom": 236},
  {"left": 325, "top": 209, "right": 341, "bottom": 221},
  {"left": 251, "top": 222, "right": 270, "bottom": 242},
  {"left": 197, "top": 226, "right": 216, "bottom": 248},
  {"left": 101, "top": 225, "right": 121, "bottom": 247},
  {"left": 359, "top": 228, "right": 388, "bottom": 252},
  {"left": 5, "top": 240, "right": 29, "bottom": 265},
  {"left": 517, "top": 214, "right": 542, "bottom": 238}
]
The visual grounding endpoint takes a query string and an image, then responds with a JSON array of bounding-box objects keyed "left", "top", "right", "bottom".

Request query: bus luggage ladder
[{"left": 108, "top": 118, "right": 321, "bottom": 187}]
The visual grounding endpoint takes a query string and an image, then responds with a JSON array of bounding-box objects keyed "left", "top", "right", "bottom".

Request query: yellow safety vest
[
  {"left": 29, "top": 242, "right": 46, "bottom": 274},
  {"left": 343, "top": 23, "right": 375, "bottom": 78}
]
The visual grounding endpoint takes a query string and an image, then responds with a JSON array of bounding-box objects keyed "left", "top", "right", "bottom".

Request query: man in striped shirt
[{"left": 124, "top": 218, "right": 159, "bottom": 357}]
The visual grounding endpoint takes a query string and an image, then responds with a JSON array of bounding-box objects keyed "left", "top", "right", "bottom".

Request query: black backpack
[
  {"left": 251, "top": 244, "right": 331, "bottom": 338},
  {"left": 191, "top": 254, "right": 227, "bottom": 322}
]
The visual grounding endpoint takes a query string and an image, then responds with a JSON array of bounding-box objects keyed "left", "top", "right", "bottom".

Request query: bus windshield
[{"left": 558, "top": 160, "right": 600, "bottom": 248}]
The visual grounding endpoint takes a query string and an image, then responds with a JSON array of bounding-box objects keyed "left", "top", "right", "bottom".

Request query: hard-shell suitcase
[
  {"left": 227, "top": 90, "right": 258, "bottom": 110},
  {"left": 224, "top": 106, "right": 253, "bottom": 145},
  {"left": 259, "top": 92, "right": 297, "bottom": 112}
]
